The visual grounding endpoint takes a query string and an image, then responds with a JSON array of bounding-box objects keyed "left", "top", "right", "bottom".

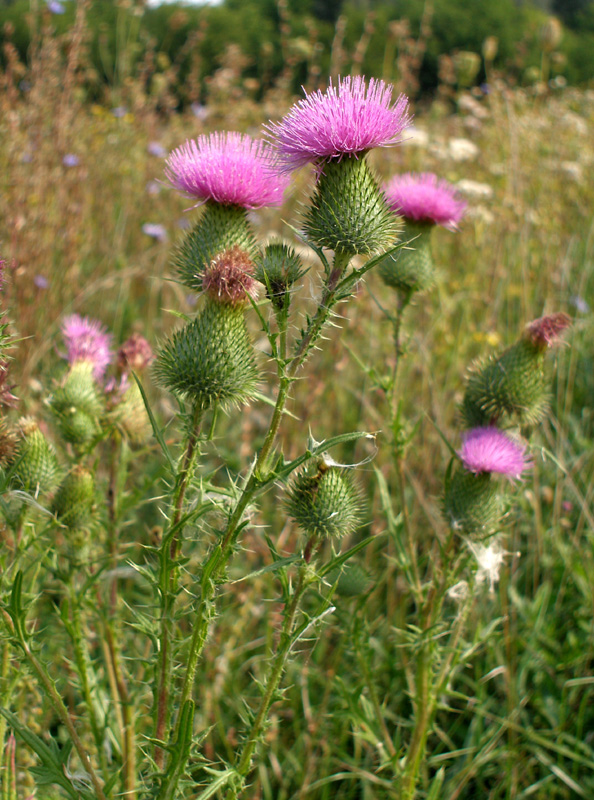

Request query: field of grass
[{"left": 0, "top": 14, "right": 594, "bottom": 800}]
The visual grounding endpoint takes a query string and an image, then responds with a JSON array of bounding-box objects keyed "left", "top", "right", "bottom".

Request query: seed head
[
  {"left": 202, "top": 246, "right": 257, "bottom": 305},
  {"left": 524, "top": 313, "right": 571, "bottom": 350}
]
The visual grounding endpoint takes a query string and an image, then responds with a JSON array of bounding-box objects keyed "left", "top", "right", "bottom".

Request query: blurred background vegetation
[{"left": 0, "top": 0, "right": 593, "bottom": 110}]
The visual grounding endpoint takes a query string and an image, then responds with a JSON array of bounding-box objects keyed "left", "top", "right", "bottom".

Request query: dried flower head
[
  {"left": 458, "top": 427, "right": 530, "bottom": 480},
  {"left": 0, "top": 360, "right": 18, "bottom": 408},
  {"left": 384, "top": 172, "right": 467, "bottom": 230},
  {"left": 202, "top": 246, "right": 257, "bottom": 305},
  {"left": 117, "top": 334, "right": 154, "bottom": 373},
  {"left": 166, "top": 132, "right": 288, "bottom": 209},
  {"left": 525, "top": 313, "right": 571, "bottom": 350},
  {"left": 268, "top": 75, "right": 411, "bottom": 171},
  {"left": 469, "top": 540, "right": 508, "bottom": 593},
  {"left": 62, "top": 314, "right": 112, "bottom": 380}
]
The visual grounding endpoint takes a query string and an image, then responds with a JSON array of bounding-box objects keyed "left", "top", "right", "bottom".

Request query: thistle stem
[
  {"left": 159, "top": 254, "right": 352, "bottom": 796},
  {"left": 227, "top": 538, "right": 318, "bottom": 798},
  {"left": 153, "top": 403, "right": 203, "bottom": 768},
  {"left": 2, "top": 610, "right": 107, "bottom": 800}
]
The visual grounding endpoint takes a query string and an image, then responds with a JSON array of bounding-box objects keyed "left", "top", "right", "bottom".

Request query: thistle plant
[{"left": 0, "top": 73, "right": 576, "bottom": 800}]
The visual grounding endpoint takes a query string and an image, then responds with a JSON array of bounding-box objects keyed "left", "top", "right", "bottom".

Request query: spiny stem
[
  {"left": 3, "top": 611, "right": 108, "bottom": 800},
  {"left": 153, "top": 403, "right": 203, "bottom": 768},
  {"left": 159, "top": 254, "right": 352, "bottom": 797},
  {"left": 229, "top": 538, "right": 318, "bottom": 796},
  {"left": 66, "top": 583, "right": 108, "bottom": 778}
]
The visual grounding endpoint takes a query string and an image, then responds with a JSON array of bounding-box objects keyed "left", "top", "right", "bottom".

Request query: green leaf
[
  {"left": 318, "top": 532, "right": 386, "bottom": 579},
  {"left": 131, "top": 372, "right": 175, "bottom": 472}
]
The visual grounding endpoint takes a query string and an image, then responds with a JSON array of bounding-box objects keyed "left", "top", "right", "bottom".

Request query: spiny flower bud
[
  {"left": 377, "top": 221, "right": 435, "bottom": 298},
  {"left": 303, "top": 156, "right": 400, "bottom": 256},
  {"left": 326, "top": 563, "right": 370, "bottom": 597},
  {"left": 52, "top": 465, "right": 95, "bottom": 530},
  {"left": 461, "top": 314, "right": 571, "bottom": 428},
  {"left": 49, "top": 361, "right": 105, "bottom": 447},
  {"left": 10, "top": 417, "right": 60, "bottom": 496},
  {"left": 174, "top": 202, "right": 257, "bottom": 291},
  {"left": 202, "top": 246, "right": 257, "bottom": 306},
  {"left": 443, "top": 469, "right": 502, "bottom": 539},
  {"left": 285, "top": 460, "right": 363, "bottom": 539},
  {"left": 254, "top": 242, "right": 305, "bottom": 311},
  {"left": 154, "top": 299, "right": 259, "bottom": 410}
]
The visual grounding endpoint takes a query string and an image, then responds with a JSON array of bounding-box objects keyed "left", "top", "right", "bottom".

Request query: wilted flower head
[
  {"left": 525, "top": 312, "right": 571, "bottom": 350},
  {"left": 0, "top": 360, "right": 18, "bottom": 408},
  {"left": 165, "top": 132, "right": 288, "bottom": 209},
  {"left": 62, "top": 314, "right": 112, "bottom": 380},
  {"left": 268, "top": 75, "right": 411, "bottom": 171},
  {"left": 202, "top": 246, "right": 257, "bottom": 305},
  {"left": 458, "top": 427, "right": 530, "bottom": 480},
  {"left": 384, "top": 172, "right": 467, "bottom": 230},
  {"left": 117, "top": 334, "right": 154, "bottom": 373}
]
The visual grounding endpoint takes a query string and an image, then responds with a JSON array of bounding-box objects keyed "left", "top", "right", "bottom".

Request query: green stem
[
  {"left": 66, "top": 583, "right": 108, "bottom": 778},
  {"left": 229, "top": 542, "right": 317, "bottom": 798},
  {"left": 3, "top": 611, "right": 107, "bottom": 800},
  {"left": 0, "top": 640, "right": 10, "bottom": 790},
  {"left": 104, "top": 622, "right": 136, "bottom": 800},
  {"left": 153, "top": 403, "right": 203, "bottom": 768}
]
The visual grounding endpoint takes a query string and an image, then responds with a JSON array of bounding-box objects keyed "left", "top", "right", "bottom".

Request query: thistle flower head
[
  {"left": 202, "top": 246, "right": 257, "bottom": 305},
  {"left": 165, "top": 132, "right": 289, "bottom": 209},
  {"left": 525, "top": 312, "right": 571, "bottom": 350},
  {"left": 268, "top": 75, "right": 411, "bottom": 171},
  {"left": 458, "top": 427, "right": 530, "bottom": 480},
  {"left": 62, "top": 314, "right": 112, "bottom": 380},
  {"left": 117, "top": 334, "right": 154, "bottom": 373},
  {"left": 384, "top": 172, "right": 467, "bottom": 230}
]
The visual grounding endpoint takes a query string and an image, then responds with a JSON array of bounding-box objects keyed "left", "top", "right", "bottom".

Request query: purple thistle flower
[
  {"left": 267, "top": 75, "right": 411, "bottom": 172},
  {"left": 62, "top": 314, "right": 113, "bottom": 380},
  {"left": 62, "top": 154, "right": 80, "bottom": 168},
  {"left": 458, "top": 428, "right": 530, "bottom": 480},
  {"left": 142, "top": 223, "right": 168, "bottom": 242},
  {"left": 47, "top": 0, "right": 65, "bottom": 13},
  {"left": 148, "top": 141, "right": 166, "bottom": 157},
  {"left": 384, "top": 172, "right": 467, "bottom": 230},
  {"left": 165, "top": 132, "right": 288, "bottom": 209}
]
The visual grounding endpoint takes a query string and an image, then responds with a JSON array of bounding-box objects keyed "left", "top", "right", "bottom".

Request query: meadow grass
[{"left": 0, "top": 24, "right": 593, "bottom": 799}]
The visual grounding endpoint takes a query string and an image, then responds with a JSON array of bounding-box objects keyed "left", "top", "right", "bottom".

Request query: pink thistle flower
[
  {"left": 525, "top": 312, "right": 571, "bottom": 350},
  {"left": 458, "top": 427, "right": 530, "bottom": 480},
  {"left": 267, "top": 75, "right": 411, "bottom": 171},
  {"left": 62, "top": 314, "right": 113, "bottom": 380},
  {"left": 117, "top": 334, "right": 154, "bottom": 373},
  {"left": 384, "top": 172, "right": 467, "bottom": 230},
  {"left": 165, "top": 132, "right": 289, "bottom": 209}
]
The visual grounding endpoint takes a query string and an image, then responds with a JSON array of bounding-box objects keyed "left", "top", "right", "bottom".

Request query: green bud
[
  {"left": 254, "top": 243, "right": 305, "bottom": 311},
  {"left": 377, "top": 220, "right": 435, "bottom": 299},
  {"left": 154, "top": 299, "right": 259, "bottom": 409},
  {"left": 10, "top": 417, "right": 61, "bottom": 495},
  {"left": 286, "top": 461, "right": 363, "bottom": 539},
  {"left": 443, "top": 468, "right": 502, "bottom": 539},
  {"left": 326, "top": 563, "right": 370, "bottom": 597},
  {"left": 174, "top": 202, "right": 257, "bottom": 291},
  {"left": 461, "top": 338, "right": 550, "bottom": 428},
  {"left": 303, "top": 156, "right": 400, "bottom": 256},
  {"left": 49, "top": 361, "right": 104, "bottom": 446},
  {"left": 52, "top": 465, "right": 95, "bottom": 530}
]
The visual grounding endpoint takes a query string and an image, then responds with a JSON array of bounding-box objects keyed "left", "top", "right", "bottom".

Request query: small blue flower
[
  {"left": 142, "top": 223, "right": 168, "bottom": 242},
  {"left": 62, "top": 154, "right": 80, "bottom": 167}
]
